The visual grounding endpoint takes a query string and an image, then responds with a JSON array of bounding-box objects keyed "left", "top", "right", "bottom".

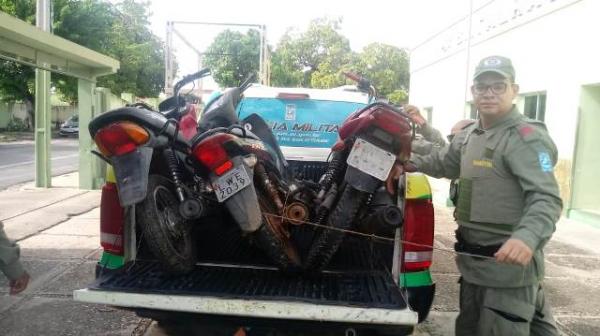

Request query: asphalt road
[{"left": 0, "top": 138, "right": 79, "bottom": 190}]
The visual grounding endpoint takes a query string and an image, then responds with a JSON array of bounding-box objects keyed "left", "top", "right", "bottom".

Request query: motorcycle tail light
[
  {"left": 402, "top": 198, "right": 434, "bottom": 272},
  {"left": 192, "top": 133, "right": 236, "bottom": 176},
  {"left": 94, "top": 122, "right": 149, "bottom": 157}
]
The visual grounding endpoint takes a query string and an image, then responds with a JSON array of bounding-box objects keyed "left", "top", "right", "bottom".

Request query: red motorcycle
[{"left": 305, "top": 73, "right": 413, "bottom": 270}]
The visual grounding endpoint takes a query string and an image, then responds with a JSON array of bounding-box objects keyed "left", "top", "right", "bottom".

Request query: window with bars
[{"left": 523, "top": 93, "right": 546, "bottom": 121}]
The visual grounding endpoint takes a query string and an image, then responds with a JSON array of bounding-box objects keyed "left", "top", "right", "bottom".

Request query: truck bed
[{"left": 75, "top": 210, "right": 418, "bottom": 327}]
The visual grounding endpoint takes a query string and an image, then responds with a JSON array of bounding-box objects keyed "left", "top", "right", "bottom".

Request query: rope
[{"left": 263, "top": 212, "right": 498, "bottom": 261}]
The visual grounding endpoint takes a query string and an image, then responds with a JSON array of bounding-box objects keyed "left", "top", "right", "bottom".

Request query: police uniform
[
  {"left": 411, "top": 106, "right": 562, "bottom": 335},
  {"left": 0, "top": 221, "right": 25, "bottom": 281},
  {"left": 412, "top": 122, "right": 446, "bottom": 156}
]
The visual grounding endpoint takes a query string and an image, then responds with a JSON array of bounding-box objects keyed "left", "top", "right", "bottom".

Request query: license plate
[
  {"left": 213, "top": 166, "right": 252, "bottom": 203},
  {"left": 347, "top": 138, "right": 395, "bottom": 181}
]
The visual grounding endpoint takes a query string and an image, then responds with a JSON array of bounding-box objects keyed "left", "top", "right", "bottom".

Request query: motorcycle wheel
[
  {"left": 137, "top": 174, "right": 196, "bottom": 274},
  {"left": 253, "top": 194, "right": 302, "bottom": 272},
  {"left": 304, "top": 184, "right": 369, "bottom": 271}
]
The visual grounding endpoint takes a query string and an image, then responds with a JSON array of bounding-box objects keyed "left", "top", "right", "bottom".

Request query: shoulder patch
[
  {"left": 519, "top": 125, "right": 535, "bottom": 137},
  {"left": 538, "top": 151, "right": 554, "bottom": 172},
  {"left": 515, "top": 121, "right": 546, "bottom": 143}
]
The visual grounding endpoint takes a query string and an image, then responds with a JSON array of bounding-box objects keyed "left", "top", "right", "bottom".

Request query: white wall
[{"left": 409, "top": 0, "right": 600, "bottom": 160}]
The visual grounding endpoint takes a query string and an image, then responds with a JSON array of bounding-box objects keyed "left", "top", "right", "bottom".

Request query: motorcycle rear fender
[
  {"left": 112, "top": 146, "right": 153, "bottom": 207},
  {"left": 220, "top": 156, "right": 263, "bottom": 233},
  {"left": 344, "top": 165, "right": 381, "bottom": 193}
]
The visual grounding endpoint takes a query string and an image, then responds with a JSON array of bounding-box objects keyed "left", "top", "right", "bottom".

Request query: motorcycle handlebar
[
  {"left": 343, "top": 71, "right": 362, "bottom": 82},
  {"left": 173, "top": 68, "right": 211, "bottom": 96},
  {"left": 239, "top": 73, "right": 256, "bottom": 92}
]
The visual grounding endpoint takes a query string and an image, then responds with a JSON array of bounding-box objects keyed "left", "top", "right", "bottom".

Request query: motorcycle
[
  {"left": 189, "top": 75, "right": 315, "bottom": 271},
  {"left": 89, "top": 69, "right": 214, "bottom": 274},
  {"left": 305, "top": 72, "right": 413, "bottom": 271}
]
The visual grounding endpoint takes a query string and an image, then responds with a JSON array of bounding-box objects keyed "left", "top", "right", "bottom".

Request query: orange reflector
[{"left": 215, "top": 160, "right": 234, "bottom": 176}]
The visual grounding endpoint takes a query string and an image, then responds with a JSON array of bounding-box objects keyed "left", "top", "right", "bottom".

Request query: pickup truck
[{"left": 74, "top": 85, "right": 435, "bottom": 335}]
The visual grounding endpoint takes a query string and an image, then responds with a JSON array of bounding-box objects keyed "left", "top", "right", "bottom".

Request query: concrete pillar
[
  {"left": 34, "top": 69, "right": 52, "bottom": 187},
  {"left": 34, "top": 0, "right": 52, "bottom": 188},
  {"left": 78, "top": 78, "right": 98, "bottom": 189}
]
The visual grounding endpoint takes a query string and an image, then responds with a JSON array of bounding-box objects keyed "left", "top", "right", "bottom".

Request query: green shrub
[{"left": 6, "top": 118, "right": 29, "bottom": 132}]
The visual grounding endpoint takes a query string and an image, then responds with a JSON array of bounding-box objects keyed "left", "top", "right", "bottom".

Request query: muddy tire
[
  {"left": 253, "top": 195, "right": 301, "bottom": 272},
  {"left": 305, "top": 185, "right": 368, "bottom": 271},
  {"left": 137, "top": 174, "right": 196, "bottom": 274}
]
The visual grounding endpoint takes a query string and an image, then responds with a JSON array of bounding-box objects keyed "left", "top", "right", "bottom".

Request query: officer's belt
[{"left": 454, "top": 232, "right": 502, "bottom": 258}]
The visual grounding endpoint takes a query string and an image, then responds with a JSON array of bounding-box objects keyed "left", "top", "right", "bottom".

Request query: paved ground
[
  {"left": 0, "top": 175, "right": 599, "bottom": 335},
  {"left": 0, "top": 138, "right": 79, "bottom": 190}
]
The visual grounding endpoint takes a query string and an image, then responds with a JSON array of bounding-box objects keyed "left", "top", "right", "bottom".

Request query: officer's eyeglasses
[{"left": 472, "top": 82, "right": 508, "bottom": 95}]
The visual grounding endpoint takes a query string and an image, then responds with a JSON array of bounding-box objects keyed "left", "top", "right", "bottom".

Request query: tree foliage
[
  {"left": 54, "top": 0, "right": 167, "bottom": 101},
  {"left": 203, "top": 29, "right": 260, "bottom": 88},
  {"left": 269, "top": 19, "right": 411, "bottom": 102},
  {"left": 353, "top": 43, "right": 410, "bottom": 98},
  {"left": 0, "top": 0, "right": 168, "bottom": 128},
  {"left": 270, "top": 18, "right": 353, "bottom": 88}
]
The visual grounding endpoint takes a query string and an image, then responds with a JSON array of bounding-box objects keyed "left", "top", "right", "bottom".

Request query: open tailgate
[{"left": 74, "top": 261, "right": 417, "bottom": 325}]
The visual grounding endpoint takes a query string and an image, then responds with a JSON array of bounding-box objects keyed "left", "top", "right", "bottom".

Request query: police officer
[
  {"left": 0, "top": 221, "right": 29, "bottom": 295},
  {"left": 447, "top": 119, "right": 476, "bottom": 208},
  {"left": 410, "top": 55, "right": 561, "bottom": 335},
  {"left": 405, "top": 105, "right": 447, "bottom": 156}
]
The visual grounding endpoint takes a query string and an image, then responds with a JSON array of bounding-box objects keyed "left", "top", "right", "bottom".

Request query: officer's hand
[
  {"left": 386, "top": 163, "right": 405, "bottom": 194},
  {"left": 494, "top": 239, "right": 533, "bottom": 266},
  {"left": 404, "top": 105, "right": 427, "bottom": 127},
  {"left": 9, "top": 271, "right": 30, "bottom": 295}
]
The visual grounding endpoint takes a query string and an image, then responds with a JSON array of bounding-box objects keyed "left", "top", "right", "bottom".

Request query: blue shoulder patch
[{"left": 538, "top": 152, "right": 553, "bottom": 172}]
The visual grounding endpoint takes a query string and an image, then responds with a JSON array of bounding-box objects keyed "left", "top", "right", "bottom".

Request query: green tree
[
  {"left": 351, "top": 43, "right": 410, "bottom": 100},
  {"left": 270, "top": 18, "right": 354, "bottom": 88},
  {"left": 203, "top": 29, "right": 260, "bottom": 88},
  {"left": 269, "top": 33, "right": 303, "bottom": 87},
  {"left": 54, "top": 0, "right": 167, "bottom": 101},
  {"left": 0, "top": 0, "right": 37, "bottom": 127},
  {"left": 387, "top": 89, "right": 409, "bottom": 105},
  {"left": 0, "top": 0, "right": 168, "bottom": 128}
]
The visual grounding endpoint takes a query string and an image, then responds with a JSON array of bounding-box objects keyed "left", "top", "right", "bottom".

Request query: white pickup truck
[{"left": 74, "top": 85, "right": 436, "bottom": 335}]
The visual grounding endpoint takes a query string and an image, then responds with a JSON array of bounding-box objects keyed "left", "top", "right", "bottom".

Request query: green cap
[{"left": 473, "top": 56, "right": 515, "bottom": 81}]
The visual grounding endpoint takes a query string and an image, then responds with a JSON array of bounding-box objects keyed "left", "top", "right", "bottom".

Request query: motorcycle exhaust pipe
[{"left": 359, "top": 205, "right": 403, "bottom": 234}]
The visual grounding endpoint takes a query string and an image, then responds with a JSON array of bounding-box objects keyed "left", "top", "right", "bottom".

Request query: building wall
[
  {"left": 409, "top": 0, "right": 599, "bottom": 210},
  {"left": 571, "top": 85, "right": 600, "bottom": 213}
]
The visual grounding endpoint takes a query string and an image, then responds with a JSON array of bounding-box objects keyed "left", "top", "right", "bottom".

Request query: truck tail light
[
  {"left": 402, "top": 199, "right": 434, "bottom": 272},
  {"left": 100, "top": 182, "right": 124, "bottom": 255}
]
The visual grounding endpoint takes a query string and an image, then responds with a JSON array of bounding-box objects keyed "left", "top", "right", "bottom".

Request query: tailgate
[{"left": 74, "top": 261, "right": 417, "bottom": 325}]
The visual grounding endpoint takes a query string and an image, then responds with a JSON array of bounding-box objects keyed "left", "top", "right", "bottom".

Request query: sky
[{"left": 147, "top": 0, "right": 473, "bottom": 86}]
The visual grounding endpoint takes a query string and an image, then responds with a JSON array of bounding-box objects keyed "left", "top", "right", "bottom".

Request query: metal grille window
[{"left": 523, "top": 93, "right": 546, "bottom": 121}]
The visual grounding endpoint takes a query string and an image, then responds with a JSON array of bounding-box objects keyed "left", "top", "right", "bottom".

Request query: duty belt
[{"left": 454, "top": 233, "right": 502, "bottom": 258}]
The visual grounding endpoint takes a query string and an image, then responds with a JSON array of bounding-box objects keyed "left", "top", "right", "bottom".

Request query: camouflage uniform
[{"left": 411, "top": 107, "right": 562, "bottom": 335}]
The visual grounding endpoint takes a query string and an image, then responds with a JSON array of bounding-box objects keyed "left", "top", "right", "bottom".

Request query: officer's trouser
[{"left": 455, "top": 278, "right": 558, "bottom": 336}]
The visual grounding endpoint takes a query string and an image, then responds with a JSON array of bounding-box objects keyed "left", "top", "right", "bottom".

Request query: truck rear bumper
[{"left": 74, "top": 288, "right": 417, "bottom": 325}]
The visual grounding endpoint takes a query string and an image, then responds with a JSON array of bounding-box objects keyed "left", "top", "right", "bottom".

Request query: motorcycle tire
[
  {"left": 253, "top": 195, "right": 302, "bottom": 272},
  {"left": 304, "top": 184, "right": 369, "bottom": 271},
  {"left": 137, "top": 174, "right": 196, "bottom": 274}
]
